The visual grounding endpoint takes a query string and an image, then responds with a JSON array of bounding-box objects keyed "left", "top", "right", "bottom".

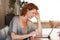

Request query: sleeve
[
  {"left": 30, "top": 22, "right": 37, "bottom": 31},
  {"left": 28, "top": 21, "right": 37, "bottom": 33},
  {"left": 8, "top": 17, "right": 18, "bottom": 35}
]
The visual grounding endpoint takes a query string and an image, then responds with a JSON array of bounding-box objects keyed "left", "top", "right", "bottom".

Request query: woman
[{"left": 6, "top": 3, "right": 42, "bottom": 40}]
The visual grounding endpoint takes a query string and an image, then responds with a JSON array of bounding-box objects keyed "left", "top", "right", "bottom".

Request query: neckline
[{"left": 18, "top": 16, "right": 29, "bottom": 34}]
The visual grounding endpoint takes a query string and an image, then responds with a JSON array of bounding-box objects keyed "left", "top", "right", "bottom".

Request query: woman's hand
[
  {"left": 34, "top": 11, "right": 40, "bottom": 20},
  {"left": 29, "top": 31, "right": 40, "bottom": 40},
  {"left": 29, "top": 31, "right": 37, "bottom": 37}
]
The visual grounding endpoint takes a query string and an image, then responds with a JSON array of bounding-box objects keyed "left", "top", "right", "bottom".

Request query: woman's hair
[{"left": 20, "top": 3, "right": 38, "bottom": 16}]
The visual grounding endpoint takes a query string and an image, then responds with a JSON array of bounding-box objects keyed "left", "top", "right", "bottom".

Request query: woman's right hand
[
  {"left": 34, "top": 11, "right": 40, "bottom": 20},
  {"left": 29, "top": 31, "right": 37, "bottom": 37}
]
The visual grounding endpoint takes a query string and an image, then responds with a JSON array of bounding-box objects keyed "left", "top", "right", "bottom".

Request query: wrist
[{"left": 37, "top": 19, "right": 40, "bottom": 22}]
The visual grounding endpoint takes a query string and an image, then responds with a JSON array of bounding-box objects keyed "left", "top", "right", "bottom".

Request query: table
[{"left": 41, "top": 28, "right": 60, "bottom": 40}]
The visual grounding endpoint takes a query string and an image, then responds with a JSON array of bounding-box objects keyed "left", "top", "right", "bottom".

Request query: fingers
[
  {"left": 36, "top": 11, "right": 39, "bottom": 15},
  {"left": 29, "top": 31, "right": 37, "bottom": 37}
]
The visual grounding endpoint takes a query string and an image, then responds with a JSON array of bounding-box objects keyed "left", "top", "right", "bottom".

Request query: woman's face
[{"left": 26, "top": 9, "right": 37, "bottom": 19}]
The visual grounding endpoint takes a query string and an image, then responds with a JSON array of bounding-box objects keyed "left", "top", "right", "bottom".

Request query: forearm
[
  {"left": 37, "top": 18, "right": 42, "bottom": 36},
  {"left": 34, "top": 18, "right": 42, "bottom": 40},
  {"left": 11, "top": 33, "right": 31, "bottom": 40}
]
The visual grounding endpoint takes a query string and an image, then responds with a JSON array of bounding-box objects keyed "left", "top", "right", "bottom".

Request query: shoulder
[
  {"left": 13, "top": 16, "right": 19, "bottom": 19},
  {"left": 12, "top": 16, "right": 19, "bottom": 21}
]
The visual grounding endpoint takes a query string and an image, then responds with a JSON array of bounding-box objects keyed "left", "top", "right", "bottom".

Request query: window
[{"left": 24, "top": 0, "right": 60, "bottom": 22}]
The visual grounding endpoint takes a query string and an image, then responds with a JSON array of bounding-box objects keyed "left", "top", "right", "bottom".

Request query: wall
[{"left": 0, "top": 0, "right": 9, "bottom": 29}]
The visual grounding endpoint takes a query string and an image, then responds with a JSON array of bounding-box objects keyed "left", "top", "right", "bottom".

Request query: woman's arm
[
  {"left": 11, "top": 31, "right": 35, "bottom": 40},
  {"left": 37, "top": 18, "right": 42, "bottom": 36},
  {"left": 11, "top": 32, "right": 30, "bottom": 40},
  {"left": 35, "top": 11, "right": 42, "bottom": 36}
]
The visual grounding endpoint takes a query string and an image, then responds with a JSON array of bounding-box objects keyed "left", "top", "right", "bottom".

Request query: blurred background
[{"left": 0, "top": 0, "right": 60, "bottom": 29}]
